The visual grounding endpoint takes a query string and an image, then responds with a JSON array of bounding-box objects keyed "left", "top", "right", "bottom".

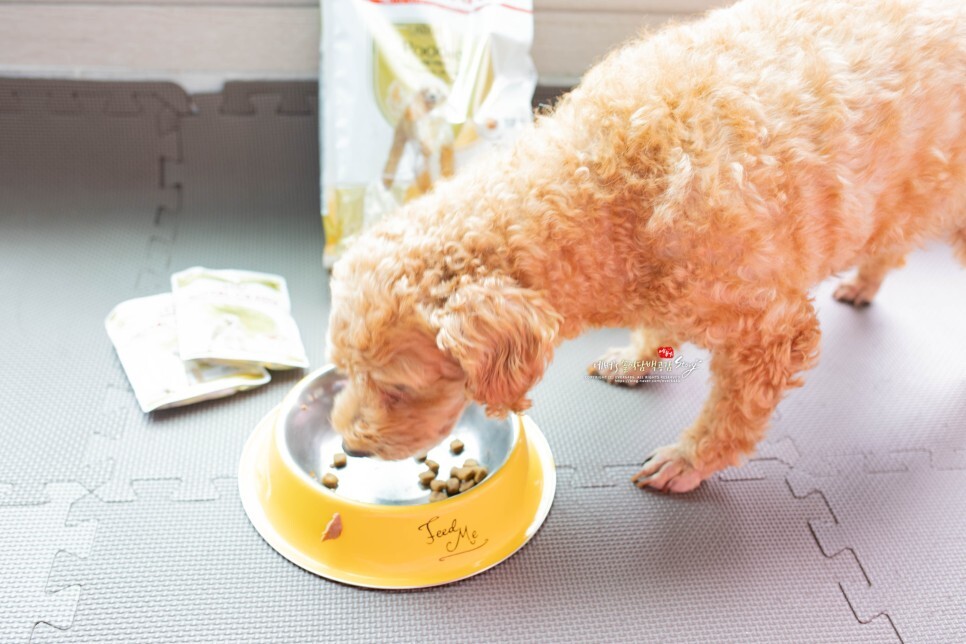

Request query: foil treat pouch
[
  {"left": 105, "top": 293, "right": 271, "bottom": 413},
  {"left": 171, "top": 267, "right": 310, "bottom": 370}
]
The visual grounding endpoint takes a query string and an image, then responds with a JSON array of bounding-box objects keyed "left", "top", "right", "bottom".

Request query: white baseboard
[{"left": 0, "top": 2, "right": 728, "bottom": 93}]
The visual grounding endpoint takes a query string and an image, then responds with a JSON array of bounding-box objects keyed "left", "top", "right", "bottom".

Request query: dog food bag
[
  {"left": 171, "top": 267, "right": 310, "bottom": 370},
  {"left": 105, "top": 293, "right": 271, "bottom": 413},
  {"left": 320, "top": 0, "right": 536, "bottom": 267}
]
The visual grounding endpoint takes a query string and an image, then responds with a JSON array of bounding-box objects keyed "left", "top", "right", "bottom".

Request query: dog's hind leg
[
  {"left": 633, "top": 297, "right": 820, "bottom": 493},
  {"left": 951, "top": 227, "right": 966, "bottom": 268},
  {"left": 588, "top": 326, "right": 676, "bottom": 386},
  {"left": 833, "top": 250, "right": 907, "bottom": 307}
]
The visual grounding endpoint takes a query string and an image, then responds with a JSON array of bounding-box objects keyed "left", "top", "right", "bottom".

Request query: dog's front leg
[{"left": 633, "top": 301, "right": 820, "bottom": 493}]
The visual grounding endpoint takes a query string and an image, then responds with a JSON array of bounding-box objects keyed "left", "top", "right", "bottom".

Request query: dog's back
[{"left": 542, "top": 0, "right": 966, "bottom": 299}]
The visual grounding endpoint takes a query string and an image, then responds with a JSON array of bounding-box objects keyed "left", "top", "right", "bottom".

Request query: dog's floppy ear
[{"left": 434, "top": 276, "right": 561, "bottom": 417}]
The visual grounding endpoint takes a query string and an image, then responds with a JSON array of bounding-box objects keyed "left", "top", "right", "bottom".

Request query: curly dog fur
[{"left": 328, "top": 0, "right": 966, "bottom": 492}]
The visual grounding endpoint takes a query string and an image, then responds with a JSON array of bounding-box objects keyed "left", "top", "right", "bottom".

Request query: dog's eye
[{"left": 379, "top": 384, "right": 410, "bottom": 407}]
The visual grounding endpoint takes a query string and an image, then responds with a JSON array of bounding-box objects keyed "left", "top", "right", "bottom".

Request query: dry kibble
[
  {"left": 322, "top": 473, "right": 339, "bottom": 489},
  {"left": 332, "top": 453, "right": 347, "bottom": 469},
  {"left": 450, "top": 439, "right": 464, "bottom": 455},
  {"left": 414, "top": 450, "right": 428, "bottom": 463},
  {"left": 423, "top": 457, "right": 486, "bottom": 499},
  {"left": 446, "top": 477, "right": 460, "bottom": 495}
]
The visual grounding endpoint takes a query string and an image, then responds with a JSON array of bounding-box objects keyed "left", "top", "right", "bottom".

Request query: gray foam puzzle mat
[
  {"left": 789, "top": 451, "right": 966, "bottom": 641},
  {"left": 0, "top": 81, "right": 190, "bottom": 506},
  {"left": 0, "top": 484, "right": 95, "bottom": 642},
  {"left": 43, "top": 472, "right": 900, "bottom": 643},
  {"left": 2, "top": 78, "right": 965, "bottom": 642}
]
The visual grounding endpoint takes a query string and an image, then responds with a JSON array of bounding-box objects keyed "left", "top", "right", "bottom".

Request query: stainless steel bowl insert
[{"left": 277, "top": 366, "right": 517, "bottom": 505}]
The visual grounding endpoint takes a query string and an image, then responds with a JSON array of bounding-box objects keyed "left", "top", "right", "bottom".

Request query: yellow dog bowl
[{"left": 239, "top": 366, "right": 556, "bottom": 588}]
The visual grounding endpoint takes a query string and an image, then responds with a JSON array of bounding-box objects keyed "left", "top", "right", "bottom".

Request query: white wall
[{"left": 0, "top": 0, "right": 730, "bottom": 93}]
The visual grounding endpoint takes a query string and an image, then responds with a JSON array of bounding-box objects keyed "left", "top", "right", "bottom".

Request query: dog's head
[{"left": 327, "top": 233, "right": 560, "bottom": 460}]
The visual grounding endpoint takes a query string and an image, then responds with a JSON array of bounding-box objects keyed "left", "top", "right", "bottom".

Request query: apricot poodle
[{"left": 327, "top": 0, "right": 966, "bottom": 492}]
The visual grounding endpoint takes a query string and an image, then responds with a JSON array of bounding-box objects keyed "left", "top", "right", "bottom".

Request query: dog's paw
[
  {"left": 587, "top": 346, "right": 653, "bottom": 387},
  {"left": 631, "top": 444, "right": 712, "bottom": 493},
  {"left": 833, "top": 279, "right": 878, "bottom": 307}
]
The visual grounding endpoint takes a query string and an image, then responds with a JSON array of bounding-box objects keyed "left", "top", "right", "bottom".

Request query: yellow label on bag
[
  {"left": 321, "top": 0, "right": 534, "bottom": 268},
  {"left": 374, "top": 24, "right": 454, "bottom": 126}
]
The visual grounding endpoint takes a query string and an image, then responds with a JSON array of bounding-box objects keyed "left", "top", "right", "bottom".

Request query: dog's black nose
[{"left": 342, "top": 441, "right": 373, "bottom": 458}]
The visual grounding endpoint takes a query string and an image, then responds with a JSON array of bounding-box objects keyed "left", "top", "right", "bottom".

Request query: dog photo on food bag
[{"left": 327, "top": 0, "right": 966, "bottom": 493}]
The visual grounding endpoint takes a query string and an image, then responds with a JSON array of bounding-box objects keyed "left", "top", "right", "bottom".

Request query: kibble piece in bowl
[
  {"left": 332, "top": 453, "right": 347, "bottom": 469},
  {"left": 450, "top": 439, "right": 464, "bottom": 455},
  {"left": 445, "top": 477, "right": 460, "bottom": 495},
  {"left": 322, "top": 473, "right": 339, "bottom": 489},
  {"left": 418, "top": 470, "right": 438, "bottom": 486},
  {"left": 425, "top": 459, "right": 439, "bottom": 474}
]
